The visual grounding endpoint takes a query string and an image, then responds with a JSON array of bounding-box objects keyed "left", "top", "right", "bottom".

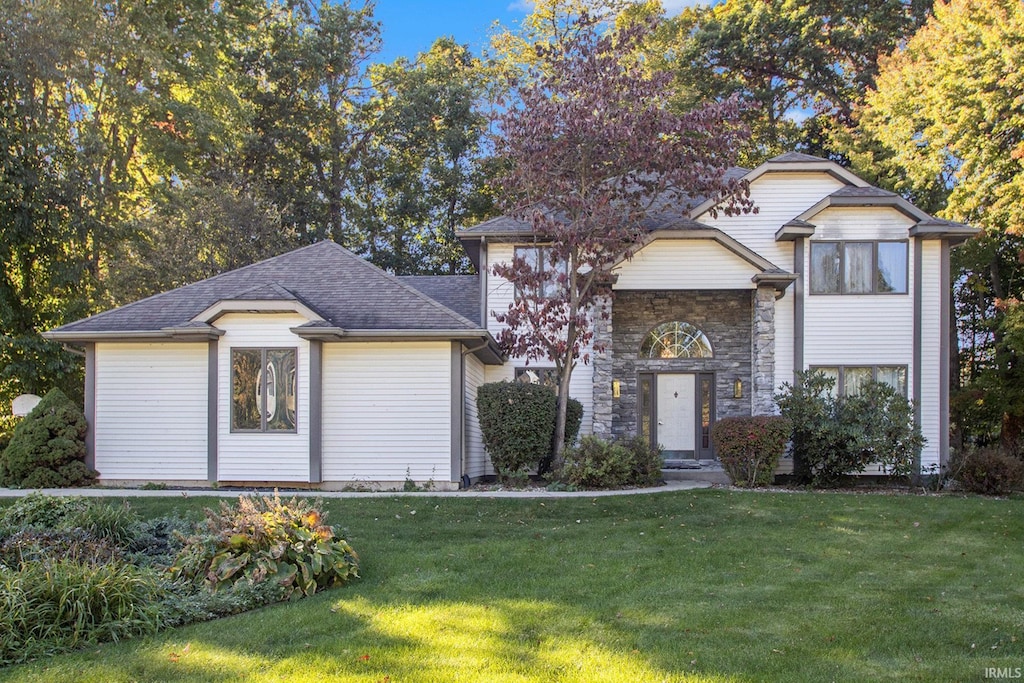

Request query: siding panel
[
  {"left": 322, "top": 342, "right": 452, "bottom": 482},
  {"left": 613, "top": 240, "right": 758, "bottom": 290},
  {"left": 463, "top": 354, "right": 490, "bottom": 478},
  {"left": 919, "top": 241, "right": 942, "bottom": 470},
  {"left": 94, "top": 343, "right": 207, "bottom": 481}
]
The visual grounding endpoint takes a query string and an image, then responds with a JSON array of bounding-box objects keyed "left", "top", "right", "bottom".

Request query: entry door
[
  {"left": 657, "top": 374, "right": 696, "bottom": 458},
  {"left": 640, "top": 373, "right": 716, "bottom": 461}
]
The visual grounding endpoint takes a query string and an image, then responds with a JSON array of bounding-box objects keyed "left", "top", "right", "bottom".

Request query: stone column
[
  {"left": 590, "top": 295, "right": 614, "bottom": 437},
  {"left": 752, "top": 286, "right": 776, "bottom": 416}
]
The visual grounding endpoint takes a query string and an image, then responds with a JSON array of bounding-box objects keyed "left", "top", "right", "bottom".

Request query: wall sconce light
[
  {"left": 612, "top": 380, "right": 621, "bottom": 399},
  {"left": 733, "top": 378, "right": 743, "bottom": 399}
]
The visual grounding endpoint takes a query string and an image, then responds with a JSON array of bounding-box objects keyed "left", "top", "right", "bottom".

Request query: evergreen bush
[
  {"left": 0, "top": 388, "right": 96, "bottom": 488},
  {"left": 476, "top": 381, "right": 583, "bottom": 481},
  {"left": 711, "top": 415, "right": 791, "bottom": 487},
  {"left": 776, "top": 371, "right": 924, "bottom": 487}
]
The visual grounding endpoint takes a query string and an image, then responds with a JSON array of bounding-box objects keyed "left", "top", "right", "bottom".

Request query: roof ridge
[
  {"left": 56, "top": 241, "right": 335, "bottom": 332},
  {"left": 342, "top": 250, "right": 483, "bottom": 330}
]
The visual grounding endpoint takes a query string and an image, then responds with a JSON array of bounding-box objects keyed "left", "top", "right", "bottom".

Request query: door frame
[{"left": 638, "top": 371, "right": 716, "bottom": 461}]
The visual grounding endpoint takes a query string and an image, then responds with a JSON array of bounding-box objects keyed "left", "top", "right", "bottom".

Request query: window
[
  {"left": 514, "top": 366, "right": 559, "bottom": 389},
  {"left": 812, "top": 365, "right": 907, "bottom": 397},
  {"left": 640, "top": 322, "right": 713, "bottom": 359},
  {"left": 514, "top": 246, "right": 566, "bottom": 299},
  {"left": 810, "top": 241, "right": 907, "bottom": 294},
  {"left": 232, "top": 348, "right": 297, "bottom": 432}
]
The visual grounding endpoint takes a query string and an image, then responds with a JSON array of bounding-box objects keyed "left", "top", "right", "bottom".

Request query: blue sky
[{"left": 371, "top": 1, "right": 704, "bottom": 64}]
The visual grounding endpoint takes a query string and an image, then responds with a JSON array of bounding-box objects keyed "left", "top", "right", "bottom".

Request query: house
[{"left": 45, "top": 153, "right": 976, "bottom": 487}]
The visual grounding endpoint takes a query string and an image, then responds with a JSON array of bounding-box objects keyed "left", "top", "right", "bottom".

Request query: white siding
[
  {"left": 94, "top": 343, "right": 207, "bottom": 481},
  {"left": 919, "top": 240, "right": 942, "bottom": 470},
  {"left": 485, "top": 242, "right": 595, "bottom": 434},
  {"left": 775, "top": 290, "right": 795, "bottom": 391},
  {"left": 321, "top": 342, "right": 452, "bottom": 483},
  {"left": 464, "top": 353, "right": 491, "bottom": 478},
  {"left": 612, "top": 239, "right": 758, "bottom": 290},
  {"left": 812, "top": 206, "right": 914, "bottom": 241},
  {"left": 217, "top": 313, "right": 310, "bottom": 482},
  {"left": 699, "top": 171, "right": 846, "bottom": 269}
]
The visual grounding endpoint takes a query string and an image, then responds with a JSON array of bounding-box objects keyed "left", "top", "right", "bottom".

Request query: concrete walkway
[{"left": 0, "top": 479, "right": 710, "bottom": 500}]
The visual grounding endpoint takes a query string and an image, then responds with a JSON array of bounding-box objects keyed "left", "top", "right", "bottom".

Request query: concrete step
[{"left": 660, "top": 468, "right": 730, "bottom": 484}]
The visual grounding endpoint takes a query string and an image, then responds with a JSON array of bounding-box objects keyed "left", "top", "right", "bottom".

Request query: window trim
[
  {"left": 809, "top": 240, "right": 909, "bottom": 295},
  {"left": 230, "top": 347, "right": 298, "bottom": 434},
  {"left": 810, "top": 364, "right": 908, "bottom": 397}
]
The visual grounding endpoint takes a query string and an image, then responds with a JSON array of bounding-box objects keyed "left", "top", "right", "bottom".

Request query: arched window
[{"left": 640, "top": 322, "right": 713, "bottom": 359}]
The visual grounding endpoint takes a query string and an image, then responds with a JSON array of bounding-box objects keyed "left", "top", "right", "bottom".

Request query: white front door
[{"left": 657, "top": 373, "right": 696, "bottom": 458}]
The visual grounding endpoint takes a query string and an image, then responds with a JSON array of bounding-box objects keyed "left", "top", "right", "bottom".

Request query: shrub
[
  {"left": 0, "top": 559, "right": 165, "bottom": 665},
  {"left": 0, "top": 388, "right": 96, "bottom": 488},
  {"left": 950, "top": 446, "right": 1024, "bottom": 495},
  {"left": 0, "top": 492, "right": 88, "bottom": 535},
  {"left": 0, "top": 415, "right": 20, "bottom": 455},
  {"left": 476, "top": 381, "right": 583, "bottom": 481},
  {"left": 170, "top": 493, "right": 359, "bottom": 601},
  {"left": 776, "top": 371, "right": 924, "bottom": 487},
  {"left": 711, "top": 416, "right": 791, "bottom": 487},
  {"left": 556, "top": 436, "right": 663, "bottom": 490}
]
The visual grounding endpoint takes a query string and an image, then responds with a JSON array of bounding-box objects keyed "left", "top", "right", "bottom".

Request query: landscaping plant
[
  {"left": 0, "top": 388, "right": 96, "bottom": 488},
  {"left": 776, "top": 371, "right": 924, "bottom": 486},
  {"left": 949, "top": 445, "right": 1024, "bottom": 495},
  {"left": 555, "top": 435, "right": 663, "bottom": 490},
  {"left": 711, "top": 415, "right": 791, "bottom": 487},
  {"left": 476, "top": 381, "right": 583, "bottom": 481},
  {"left": 169, "top": 492, "right": 359, "bottom": 599}
]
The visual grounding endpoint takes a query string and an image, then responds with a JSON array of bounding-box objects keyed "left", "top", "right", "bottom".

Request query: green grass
[{"left": 1, "top": 489, "right": 1022, "bottom": 682}]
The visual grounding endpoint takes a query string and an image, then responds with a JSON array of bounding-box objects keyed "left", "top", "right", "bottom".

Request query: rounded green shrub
[
  {"left": 556, "top": 435, "right": 663, "bottom": 490},
  {"left": 711, "top": 415, "right": 791, "bottom": 487},
  {"left": 0, "top": 388, "right": 96, "bottom": 488},
  {"left": 476, "top": 381, "right": 583, "bottom": 481}
]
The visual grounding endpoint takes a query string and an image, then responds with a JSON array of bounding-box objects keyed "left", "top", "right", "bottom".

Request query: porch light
[
  {"left": 733, "top": 378, "right": 743, "bottom": 399},
  {"left": 612, "top": 380, "right": 621, "bottom": 399}
]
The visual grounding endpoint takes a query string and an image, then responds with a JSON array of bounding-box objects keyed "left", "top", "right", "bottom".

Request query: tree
[
  {"left": 849, "top": 0, "right": 1024, "bottom": 446},
  {"left": 646, "top": 0, "right": 931, "bottom": 166},
  {"left": 348, "top": 39, "right": 496, "bottom": 274},
  {"left": 493, "top": 13, "right": 751, "bottom": 461}
]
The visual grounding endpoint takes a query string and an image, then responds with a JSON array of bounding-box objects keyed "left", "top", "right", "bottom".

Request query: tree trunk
[{"left": 552, "top": 363, "right": 573, "bottom": 464}]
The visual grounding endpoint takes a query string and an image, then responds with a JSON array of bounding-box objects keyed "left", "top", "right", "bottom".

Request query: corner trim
[
  {"left": 793, "top": 238, "right": 805, "bottom": 379},
  {"left": 84, "top": 343, "right": 96, "bottom": 471},
  {"left": 939, "top": 240, "right": 951, "bottom": 468},
  {"left": 450, "top": 342, "right": 463, "bottom": 483},
  {"left": 207, "top": 340, "right": 218, "bottom": 483},
  {"left": 309, "top": 340, "right": 323, "bottom": 483},
  {"left": 913, "top": 238, "right": 923, "bottom": 473}
]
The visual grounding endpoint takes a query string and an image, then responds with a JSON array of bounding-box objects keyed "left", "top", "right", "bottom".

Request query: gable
[
  {"left": 613, "top": 239, "right": 761, "bottom": 290},
  {"left": 807, "top": 206, "right": 917, "bottom": 242}
]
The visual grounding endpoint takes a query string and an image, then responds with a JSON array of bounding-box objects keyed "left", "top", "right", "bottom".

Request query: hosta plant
[{"left": 170, "top": 493, "right": 359, "bottom": 599}]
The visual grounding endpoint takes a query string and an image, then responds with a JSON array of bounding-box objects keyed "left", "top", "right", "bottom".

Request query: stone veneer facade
[{"left": 594, "top": 289, "right": 772, "bottom": 448}]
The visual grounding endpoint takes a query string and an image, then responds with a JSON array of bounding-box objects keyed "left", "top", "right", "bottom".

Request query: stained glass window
[{"left": 640, "top": 322, "right": 713, "bottom": 359}]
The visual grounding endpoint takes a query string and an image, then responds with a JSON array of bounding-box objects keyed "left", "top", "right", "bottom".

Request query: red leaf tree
[{"left": 492, "top": 13, "right": 754, "bottom": 460}]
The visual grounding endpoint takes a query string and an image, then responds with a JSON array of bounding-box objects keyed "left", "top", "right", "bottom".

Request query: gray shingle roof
[
  {"left": 457, "top": 167, "right": 751, "bottom": 238},
  {"left": 768, "top": 151, "right": 829, "bottom": 163},
  {"left": 829, "top": 185, "right": 898, "bottom": 198},
  {"left": 397, "top": 275, "right": 480, "bottom": 325},
  {"left": 51, "top": 242, "right": 481, "bottom": 335}
]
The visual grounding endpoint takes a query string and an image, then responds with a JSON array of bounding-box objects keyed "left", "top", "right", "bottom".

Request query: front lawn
[{"left": 1, "top": 489, "right": 1021, "bottom": 682}]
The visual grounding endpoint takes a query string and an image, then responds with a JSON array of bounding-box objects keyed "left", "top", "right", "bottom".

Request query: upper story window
[
  {"left": 231, "top": 348, "right": 297, "bottom": 432},
  {"left": 640, "top": 322, "right": 713, "bottom": 359},
  {"left": 514, "top": 246, "right": 566, "bottom": 299},
  {"left": 810, "top": 241, "right": 908, "bottom": 295}
]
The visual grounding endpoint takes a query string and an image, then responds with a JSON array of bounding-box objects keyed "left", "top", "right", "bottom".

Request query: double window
[
  {"left": 813, "top": 365, "right": 907, "bottom": 397},
  {"left": 231, "top": 348, "right": 297, "bottom": 432},
  {"left": 810, "top": 241, "right": 908, "bottom": 294}
]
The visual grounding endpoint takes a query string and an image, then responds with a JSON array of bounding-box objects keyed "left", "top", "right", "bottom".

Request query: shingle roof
[
  {"left": 767, "top": 151, "right": 829, "bottom": 163},
  {"left": 397, "top": 275, "right": 480, "bottom": 325},
  {"left": 51, "top": 242, "right": 481, "bottom": 335},
  {"left": 829, "top": 185, "right": 898, "bottom": 198},
  {"left": 457, "top": 167, "right": 751, "bottom": 238}
]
